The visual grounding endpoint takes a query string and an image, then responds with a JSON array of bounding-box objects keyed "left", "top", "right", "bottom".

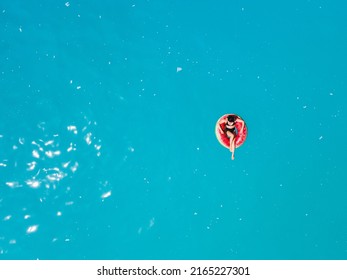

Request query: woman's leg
[{"left": 227, "top": 132, "right": 235, "bottom": 160}]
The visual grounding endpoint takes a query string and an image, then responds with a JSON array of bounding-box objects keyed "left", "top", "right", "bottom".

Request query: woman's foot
[{"left": 231, "top": 154, "right": 235, "bottom": 160}]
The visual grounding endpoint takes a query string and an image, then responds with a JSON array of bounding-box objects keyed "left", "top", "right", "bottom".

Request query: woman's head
[{"left": 227, "top": 115, "right": 236, "bottom": 123}]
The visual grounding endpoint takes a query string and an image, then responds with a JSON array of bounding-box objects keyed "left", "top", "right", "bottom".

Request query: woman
[{"left": 219, "top": 115, "right": 245, "bottom": 160}]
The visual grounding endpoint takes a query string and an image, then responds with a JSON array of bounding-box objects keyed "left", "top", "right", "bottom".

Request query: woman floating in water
[{"left": 216, "top": 114, "right": 246, "bottom": 160}]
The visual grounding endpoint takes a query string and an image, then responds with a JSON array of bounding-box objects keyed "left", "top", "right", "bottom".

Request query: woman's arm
[
  {"left": 218, "top": 118, "right": 227, "bottom": 125},
  {"left": 218, "top": 118, "right": 226, "bottom": 134},
  {"left": 237, "top": 118, "right": 245, "bottom": 132}
]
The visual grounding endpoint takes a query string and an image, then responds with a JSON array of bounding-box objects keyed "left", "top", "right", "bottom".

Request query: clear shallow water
[{"left": 0, "top": 0, "right": 347, "bottom": 259}]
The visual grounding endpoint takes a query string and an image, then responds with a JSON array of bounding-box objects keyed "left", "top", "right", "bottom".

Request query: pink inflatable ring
[{"left": 215, "top": 114, "right": 248, "bottom": 149}]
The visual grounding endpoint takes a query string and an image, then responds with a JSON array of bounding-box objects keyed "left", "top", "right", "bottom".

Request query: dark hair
[{"left": 227, "top": 115, "right": 236, "bottom": 122}]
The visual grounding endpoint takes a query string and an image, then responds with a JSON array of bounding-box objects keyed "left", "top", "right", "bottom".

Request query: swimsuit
[{"left": 224, "top": 122, "right": 237, "bottom": 137}]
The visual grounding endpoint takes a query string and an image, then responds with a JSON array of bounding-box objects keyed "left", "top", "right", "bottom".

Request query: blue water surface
[{"left": 0, "top": 0, "right": 347, "bottom": 260}]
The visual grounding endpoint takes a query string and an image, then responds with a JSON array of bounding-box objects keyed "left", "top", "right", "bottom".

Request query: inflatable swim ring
[{"left": 215, "top": 114, "right": 248, "bottom": 149}]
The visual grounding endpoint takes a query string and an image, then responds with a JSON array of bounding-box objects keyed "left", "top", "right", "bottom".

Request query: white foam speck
[
  {"left": 94, "top": 144, "right": 101, "bottom": 151},
  {"left": 32, "top": 150, "right": 40, "bottom": 158},
  {"left": 44, "top": 140, "right": 54, "bottom": 146},
  {"left": 26, "top": 225, "right": 38, "bottom": 234},
  {"left": 65, "top": 2, "right": 70, "bottom": 7},
  {"left": 84, "top": 132, "right": 92, "bottom": 145},
  {"left": 101, "top": 191, "right": 111, "bottom": 199},
  {"left": 176, "top": 67, "right": 182, "bottom": 72},
  {"left": 62, "top": 161, "right": 70, "bottom": 168},
  {"left": 26, "top": 179, "right": 41, "bottom": 188},
  {"left": 46, "top": 171, "right": 66, "bottom": 182},
  {"left": 45, "top": 150, "right": 61, "bottom": 158},
  {"left": 45, "top": 151, "right": 53, "bottom": 158},
  {"left": 70, "top": 162, "right": 79, "bottom": 173},
  {"left": 3, "top": 215, "right": 11, "bottom": 221},
  {"left": 67, "top": 125, "right": 77, "bottom": 132},
  {"left": 6, "top": 182, "right": 20, "bottom": 188},
  {"left": 67, "top": 143, "right": 76, "bottom": 152}
]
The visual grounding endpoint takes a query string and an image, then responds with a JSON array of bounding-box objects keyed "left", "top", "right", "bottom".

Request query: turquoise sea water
[{"left": 1, "top": 0, "right": 347, "bottom": 260}]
